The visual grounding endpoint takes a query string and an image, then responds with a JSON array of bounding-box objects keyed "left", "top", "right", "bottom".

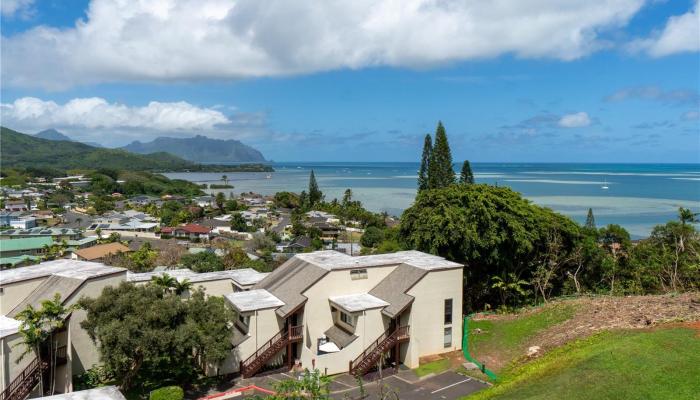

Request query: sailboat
[{"left": 601, "top": 178, "right": 609, "bottom": 190}]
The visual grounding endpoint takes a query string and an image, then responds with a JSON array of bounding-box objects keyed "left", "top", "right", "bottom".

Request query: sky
[{"left": 1, "top": 0, "right": 698, "bottom": 162}]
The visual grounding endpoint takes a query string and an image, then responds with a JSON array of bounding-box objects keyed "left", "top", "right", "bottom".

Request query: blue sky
[{"left": 1, "top": 0, "right": 698, "bottom": 162}]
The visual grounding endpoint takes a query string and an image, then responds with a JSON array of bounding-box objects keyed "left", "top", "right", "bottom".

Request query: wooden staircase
[
  {"left": 349, "top": 325, "right": 410, "bottom": 377},
  {"left": 240, "top": 325, "right": 303, "bottom": 378},
  {"left": 0, "top": 357, "right": 48, "bottom": 400},
  {"left": 0, "top": 345, "right": 67, "bottom": 400}
]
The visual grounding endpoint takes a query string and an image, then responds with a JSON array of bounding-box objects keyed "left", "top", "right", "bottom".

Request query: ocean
[{"left": 164, "top": 163, "right": 700, "bottom": 238}]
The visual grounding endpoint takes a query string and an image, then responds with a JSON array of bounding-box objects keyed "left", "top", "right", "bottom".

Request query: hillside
[
  {"left": 1, "top": 126, "right": 194, "bottom": 171},
  {"left": 464, "top": 294, "right": 700, "bottom": 400},
  {"left": 123, "top": 135, "right": 266, "bottom": 163},
  {"left": 35, "top": 128, "right": 73, "bottom": 141}
]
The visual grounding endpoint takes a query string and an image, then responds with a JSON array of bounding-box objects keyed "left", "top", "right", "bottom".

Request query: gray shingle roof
[
  {"left": 8, "top": 275, "right": 85, "bottom": 317},
  {"left": 224, "top": 289, "right": 284, "bottom": 312},
  {"left": 369, "top": 263, "right": 428, "bottom": 318},
  {"left": 294, "top": 250, "right": 462, "bottom": 271},
  {"left": 254, "top": 257, "right": 328, "bottom": 318},
  {"left": 324, "top": 325, "right": 358, "bottom": 348}
]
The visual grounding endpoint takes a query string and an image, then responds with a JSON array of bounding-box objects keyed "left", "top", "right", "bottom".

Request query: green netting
[{"left": 462, "top": 315, "right": 498, "bottom": 381}]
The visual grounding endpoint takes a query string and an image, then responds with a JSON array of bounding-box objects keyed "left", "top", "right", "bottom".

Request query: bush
[{"left": 150, "top": 386, "right": 184, "bottom": 400}]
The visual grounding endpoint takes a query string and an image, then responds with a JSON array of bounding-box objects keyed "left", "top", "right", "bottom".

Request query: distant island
[
  {"left": 123, "top": 135, "right": 266, "bottom": 163},
  {"left": 1, "top": 127, "right": 273, "bottom": 173}
]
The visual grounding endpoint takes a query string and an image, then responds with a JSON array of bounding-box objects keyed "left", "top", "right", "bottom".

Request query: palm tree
[
  {"left": 38, "top": 294, "right": 79, "bottom": 395},
  {"left": 221, "top": 175, "right": 229, "bottom": 186},
  {"left": 15, "top": 305, "right": 48, "bottom": 394},
  {"left": 150, "top": 273, "right": 178, "bottom": 292},
  {"left": 173, "top": 279, "right": 193, "bottom": 295},
  {"left": 15, "top": 294, "right": 78, "bottom": 395}
]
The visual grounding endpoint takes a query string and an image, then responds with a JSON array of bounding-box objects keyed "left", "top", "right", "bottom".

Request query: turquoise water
[{"left": 165, "top": 163, "right": 700, "bottom": 238}]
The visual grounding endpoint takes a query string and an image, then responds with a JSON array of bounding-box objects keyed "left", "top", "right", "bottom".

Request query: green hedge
[{"left": 149, "top": 386, "right": 184, "bottom": 400}]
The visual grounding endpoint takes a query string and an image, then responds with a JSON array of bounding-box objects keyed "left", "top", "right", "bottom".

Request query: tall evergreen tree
[
  {"left": 427, "top": 121, "right": 455, "bottom": 189},
  {"left": 585, "top": 208, "right": 596, "bottom": 230},
  {"left": 308, "top": 170, "right": 323, "bottom": 206},
  {"left": 417, "top": 134, "right": 432, "bottom": 192},
  {"left": 459, "top": 160, "right": 474, "bottom": 184}
]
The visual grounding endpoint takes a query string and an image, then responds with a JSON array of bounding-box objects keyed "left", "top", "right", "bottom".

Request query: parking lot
[{"left": 205, "top": 369, "right": 489, "bottom": 400}]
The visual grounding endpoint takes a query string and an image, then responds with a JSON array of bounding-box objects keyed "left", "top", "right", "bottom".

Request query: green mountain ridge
[
  {"left": 1, "top": 126, "right": 195, "bottom": 171},
  {"left": 123, "top": 135, "right": 266, "bottom": 163}
]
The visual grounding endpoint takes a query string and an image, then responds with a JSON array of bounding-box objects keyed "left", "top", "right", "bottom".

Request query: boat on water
[
  {"left": 601, "top": 179, "right": 609, "bottom": 190},
  {"left": 265, "top": 174, "right": 272, "bottom": 179}
]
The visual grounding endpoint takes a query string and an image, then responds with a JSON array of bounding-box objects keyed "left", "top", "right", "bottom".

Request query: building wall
[
  {"left": 194, "top": 279, "right": 238, "bottom": 297},
  {"left": 404, "top": 267, "right": 463, "bottom": 368},
  {"left": 297, "top": 266, "right": 395, "bottom": 375},
  {"left": 304, "top": 307, "right": 388, "bottom": 375},
  {"left": 0, "top": 332, "right": 33, "bottom": 393},
  {"left": 214, "top": 307, "right": 283, "bottom": 375},
  {"left": 0, "top": 278, "right": 46, "bottom": 314},
  {"left": 63, "top": 273, "right": 126, "bottom": 375}
]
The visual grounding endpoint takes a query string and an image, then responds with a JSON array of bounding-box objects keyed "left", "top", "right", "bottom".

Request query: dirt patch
[
  {"left": 418, "top": 350, "right": 465, "bottom": 369},
  {"left": 528, "top": 293, "right": 700, "bottom": 353}
]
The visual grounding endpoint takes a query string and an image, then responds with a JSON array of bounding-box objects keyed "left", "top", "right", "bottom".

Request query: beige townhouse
[{"left": 222, "top": 250, "right": 464, "bottom": 378}]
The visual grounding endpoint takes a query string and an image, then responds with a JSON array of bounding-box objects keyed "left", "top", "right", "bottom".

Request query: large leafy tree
[
  {"left": 79, "top": 283, "right": 234, "bottom": 391},
  {"left": 400, "top": 184, "right": 579, "bottom": 310},
  {"left": 630, "top": 209, "right": 700, "bottom": 293},
  {"left": 417, "top": 134, "right": 432, "bottom": 192},
  {"left": 427, "top": 122, "right": 455, "bottom": 189}
]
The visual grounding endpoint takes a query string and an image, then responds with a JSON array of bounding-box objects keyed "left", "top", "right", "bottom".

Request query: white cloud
[
  {"left": 682, "top": 110, "right": 700, "bottom": 121},
  {"left": 631, "top": 0, "right": 699, "bottom": 57},
  {"left": 0, "top": 97, "right": 235, "bottom": 145},
  {"left": 1, "top": 0, "right": 34, "bottom": 18},
  {"left": 558, "top": 112, "right": 591, "bottom": 128},
  {"left": 1, "top": 0, "right": 647, "bottom": 89}
]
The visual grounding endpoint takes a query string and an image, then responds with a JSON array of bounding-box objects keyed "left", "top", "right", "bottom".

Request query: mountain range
[
  {"left": 123, "top": 135, "right": 266, "bottom": 163},
  {"left": 1, "top": 127, "right": 273, "bottom": 173},
  {"left": 3, "top": 127, "right": 192, "bottom": 171},
  {"left": 34, "top": 129, "right": 103, "bottom": 147}
]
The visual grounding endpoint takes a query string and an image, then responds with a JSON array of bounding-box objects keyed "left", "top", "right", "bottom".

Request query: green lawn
[
  {"left": 469, "top": 303, "right": 576, "bottom": 371},
  {"left": 464, "top": 327, "right": 700, "bottom": 400},
  {"left": 414, "top": 358, "right": 451, "bottom": 377}
]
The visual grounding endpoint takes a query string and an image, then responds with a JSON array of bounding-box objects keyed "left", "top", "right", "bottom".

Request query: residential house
[
  {"left": 0, "top": 260, "right": 127, "bottom": 396},
  {"left": 3, "top": 200, "right": 30, "bottom": 212},
  {"left": 127, "top": 195, "right": 161, "bottom": 207},
  {"left": 219, "top": 250, "right": 464, "bottom": 378},
  {"left": 0, "top": 211, "right": 36, "bottom": 229},
  {"left": 87, "top": 212, "right": 158, "bottom": 233},
  {"left": 195, "top": 195, "right": 216, "bottom": 208},
  {"left": 127, "top": 268, "right": 268, "bottom": 294},
  {"left": 0, "top": 236, "right": 53, "bottom": 258},
  {"left": 0, "top": 255, "right": 41, "bottom": 269},
  {"left": 72, "top": 242, "right": 131, "bottom": 261},
  {"left": 275, "top": 236, "right": 313, "bottom": 253},
  {"left": 160, "top": 224, "right": 213, "bottom": 241},
  {"left": 0, "top": 228, "right": 81, "bottom": 241}
]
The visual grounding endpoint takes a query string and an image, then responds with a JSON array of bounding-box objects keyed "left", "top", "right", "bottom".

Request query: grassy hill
[
  {"left": 1, "top": 126, "right": 194, "bottom": 171},
  {"left": 463, "top": 294, "right": 700, "bottom": 400}
]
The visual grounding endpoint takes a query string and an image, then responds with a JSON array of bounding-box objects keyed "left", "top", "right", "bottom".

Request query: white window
[
  {"left": 350, "top": 269, "right": 367, "bottom": 280},
  {"left": 340, "top": 311, "right": 354, "bottom": 327},
  {"left": 444, "top": 327, "right": 452, "bottom": 348}
]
